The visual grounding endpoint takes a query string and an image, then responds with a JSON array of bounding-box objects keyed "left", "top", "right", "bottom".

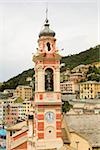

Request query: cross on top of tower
[
  {"left": 46, "top": 8, "right": 48, "bottom": 22},
  {"left": 45, "top": 7, "right": 49, "bottom": 25}
]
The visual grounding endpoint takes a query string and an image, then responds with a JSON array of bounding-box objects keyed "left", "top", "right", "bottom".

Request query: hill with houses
[{"left": 0, "top": 45, "right": 99, "bottom": 92}]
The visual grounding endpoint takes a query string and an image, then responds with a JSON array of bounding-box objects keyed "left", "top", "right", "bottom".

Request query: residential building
[
  {"left": 94, "top": 104, "right": 100, "bottom": 114},
  {"left": 17, "top": 100, "right": 31, "bottom": 120},
  {"left": 60, "top": 81, "right": 79, "bottom": 94},
  {"left": 60, "top": 69, "right": 70, "bottom": 82},
  {"left": 69, "top": 73, "right": 84, "bottom": 83},
  {"left": 3, "top": 89, "right": 15, "bottom": 97},
  {"left": 17, "top": 104, "right": 26, "bottom": 120},
  {"left": 71, "top": 64, "right": 90, "bottom": 74},
  {"left": 3, "top": 103, "right": 18, "bottom": 126},
  {"left": 66, "top": 98, "right": 100, "bottom": 115},
  {"left": 80, "top": 81, "right": 100, "bottom": 99},
  {"left": 0, "top": 105, "right": 3, "bottom": 123},
  {"left": 92, "top": 62, "right": 100, "bottom": 68},
  {"left": 14, "top": 85, "right": 32, "bottom": 100}
]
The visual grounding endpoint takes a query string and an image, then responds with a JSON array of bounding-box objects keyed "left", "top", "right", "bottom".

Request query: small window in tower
[{"left": 47, "top": 42, "right": 51, "bottom": 51}]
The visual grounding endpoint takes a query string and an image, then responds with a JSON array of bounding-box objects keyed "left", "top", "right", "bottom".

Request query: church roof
[
  {"left": 39, "top": 19, "right": 55, "bottom": 38},
  {"left": 65, "top": 114, "right": 100, "bottom": 147}
]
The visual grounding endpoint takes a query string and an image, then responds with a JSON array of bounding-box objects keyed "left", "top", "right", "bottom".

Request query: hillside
[
  {"left": 0, "top": 45, "right": 99, "bottom": 92},
  {"left": 0, "top": 69, "right": 34, "bottom": 92},
  {"left": 61, "top": 45, "right": 100, "bottom": 70}
]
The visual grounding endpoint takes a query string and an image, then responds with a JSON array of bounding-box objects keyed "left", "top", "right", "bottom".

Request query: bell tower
[{"left": 33, "top": 16, "right": 63, "bottom": 149}]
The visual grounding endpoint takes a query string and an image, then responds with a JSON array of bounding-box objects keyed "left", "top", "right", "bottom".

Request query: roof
[
  {"left": 73, "top": 103, "right": 85, "bottom": 108},
  {"left": 65, "top": 114, "right": 100, "bottom": 147},
  {"left": 39, "top": 19, "right": 55, "bottom": 38},
  {"left": 80, "top": 81, "right": 100, "bottom": 84},
  {"left": 7, "top": 121, "right": 27, "bottom": 131},
  {"left": 16, "top": 85, "right": 32, "bottom": 89}
]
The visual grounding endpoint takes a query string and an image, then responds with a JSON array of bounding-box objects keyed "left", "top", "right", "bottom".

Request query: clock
[{"left": 45, "top": 111, "right": 54, "bottom": 123}]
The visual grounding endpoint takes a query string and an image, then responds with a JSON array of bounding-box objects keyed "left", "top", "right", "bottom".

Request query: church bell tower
[{"left": 33, "top": 16, "right": 63, "bottom": 149}]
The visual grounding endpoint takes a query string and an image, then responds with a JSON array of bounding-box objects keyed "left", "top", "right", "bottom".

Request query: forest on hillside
[{"left": 61, "top": 45, "right": 99, "bottom": 69}]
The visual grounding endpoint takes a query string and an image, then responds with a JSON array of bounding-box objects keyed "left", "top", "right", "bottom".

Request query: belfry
[{"left": 32, "top": 15, "right": 63, "bottom": 149}]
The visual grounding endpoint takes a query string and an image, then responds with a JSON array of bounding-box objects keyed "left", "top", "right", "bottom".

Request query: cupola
[{"left": 39, "top": 19, "right": 55, "bottom": 38}]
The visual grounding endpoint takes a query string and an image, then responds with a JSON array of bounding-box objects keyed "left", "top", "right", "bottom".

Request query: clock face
[{"left": 45, "top": 111, "right": 54, "bottom": 123}]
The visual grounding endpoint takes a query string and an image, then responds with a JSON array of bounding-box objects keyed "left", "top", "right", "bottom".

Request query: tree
[{"left": 62, "top": 101, "right": 72, "bottom": 114}]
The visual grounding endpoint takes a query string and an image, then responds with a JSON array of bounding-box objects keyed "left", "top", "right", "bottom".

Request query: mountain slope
[
  {"left": 61, "top": 45, "right": 99, "bottom": 69},
  {"left": 0, "top": 45, "right": 99, "bottom": 92},
  {"left": 0, "top": 69, "right": 34, "bottom": 91}
]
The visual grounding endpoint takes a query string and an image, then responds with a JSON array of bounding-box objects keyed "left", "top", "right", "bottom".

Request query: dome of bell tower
[{"left": 39, "top": 19, "right": 55, "bottom": 38}]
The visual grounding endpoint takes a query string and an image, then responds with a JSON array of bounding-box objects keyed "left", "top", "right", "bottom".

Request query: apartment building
[
  {"left": 18, "top": 101, "right": 31, "bottom": 120},
  {"left": 60, "top": 69, "right": 70, "bottom": 82},
  {"left": 60, "top": 81, "right": 79, "bottom": 94},
  {"left": 80, "top": 81, "right": 100, "bottom": 99},
  {"left": 0, "top": 100, "right": 32, "bottom": 126},
  {"left": 14, "top": 85, "right": 32, "bottom": 100},
  {"left": 69, "top": 73, "right": 84, "bottom": 83},
  {"left": 3, "top": 103, "right": 18, "bottom": 126},
  {"left": 71, "top": 64, "right": 90, "bottom": 74},
  {"left": 0, "top": 104, "right": 3, "bottom": 123}
]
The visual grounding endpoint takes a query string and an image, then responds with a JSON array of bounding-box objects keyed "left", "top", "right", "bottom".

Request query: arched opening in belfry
[
  {"left": 47, "top": 42, "right": 51, "bottom": 51},
  {"left": 45, "top": 68, "right": 54, "bottom": 91}
]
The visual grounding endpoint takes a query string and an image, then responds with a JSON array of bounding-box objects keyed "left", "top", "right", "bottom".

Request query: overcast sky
[{"left": 0, "top": 0, "right": 100, "bottom": 82}]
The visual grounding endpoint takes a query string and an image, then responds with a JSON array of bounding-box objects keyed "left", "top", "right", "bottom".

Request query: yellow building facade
[
  {"left": 80, "top": 81, "right": 100, "bottom": 99},
  {"left": 14, "top": 85, "right": 32, "bottom": 100},
  {"left": 70, "top": 131, "right": 92, "bottom": 150}
]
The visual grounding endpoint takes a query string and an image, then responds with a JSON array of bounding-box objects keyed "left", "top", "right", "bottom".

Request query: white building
[
  {"left": 60, "top": 81, "right": 79, "bottom": 94},
  {"left": 17, "top": 101, "right": 31, "bottom": 120},
  {"left": 0, "top": 104, "right": 3, "bottom": 123}
]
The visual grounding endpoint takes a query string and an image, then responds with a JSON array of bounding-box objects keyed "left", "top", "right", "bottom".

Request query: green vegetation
[
  {"left": 86, "top": 66, "right": 100, "bottom": 82},
  {"left": 61, "top": 45, "right": 100, "bottom": 70},
  {"left": 0, "top": 68, "right": 34, "bottom": 92},
  {"left": 62, "top": 101, "right": 73, "bottom": 113},
  {"left": 0, "top": 82, "right": 3, "bottom": 86},
  {"left": 0, "top": 45, "right": 99, "bottom": 92}
]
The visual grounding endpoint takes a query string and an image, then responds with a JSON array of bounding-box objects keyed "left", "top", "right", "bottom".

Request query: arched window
[
  {"left": 47, "top": 42, "right": 51, "bottom": 51},
  {"left": 45, "top": 68, "right": 54, "bottom": 91}
]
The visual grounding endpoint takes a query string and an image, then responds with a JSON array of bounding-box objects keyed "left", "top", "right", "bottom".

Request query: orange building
[{"left": 3, "top": 104, "right": 18, "bottom": 126}]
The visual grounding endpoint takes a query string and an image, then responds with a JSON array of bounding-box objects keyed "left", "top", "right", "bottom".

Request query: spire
[
  {"left": 38, "top": 8, "right": 55, "bottom": 38},
  {"left": 45, "top": 7, "right": 49, "bottom": 25}
]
